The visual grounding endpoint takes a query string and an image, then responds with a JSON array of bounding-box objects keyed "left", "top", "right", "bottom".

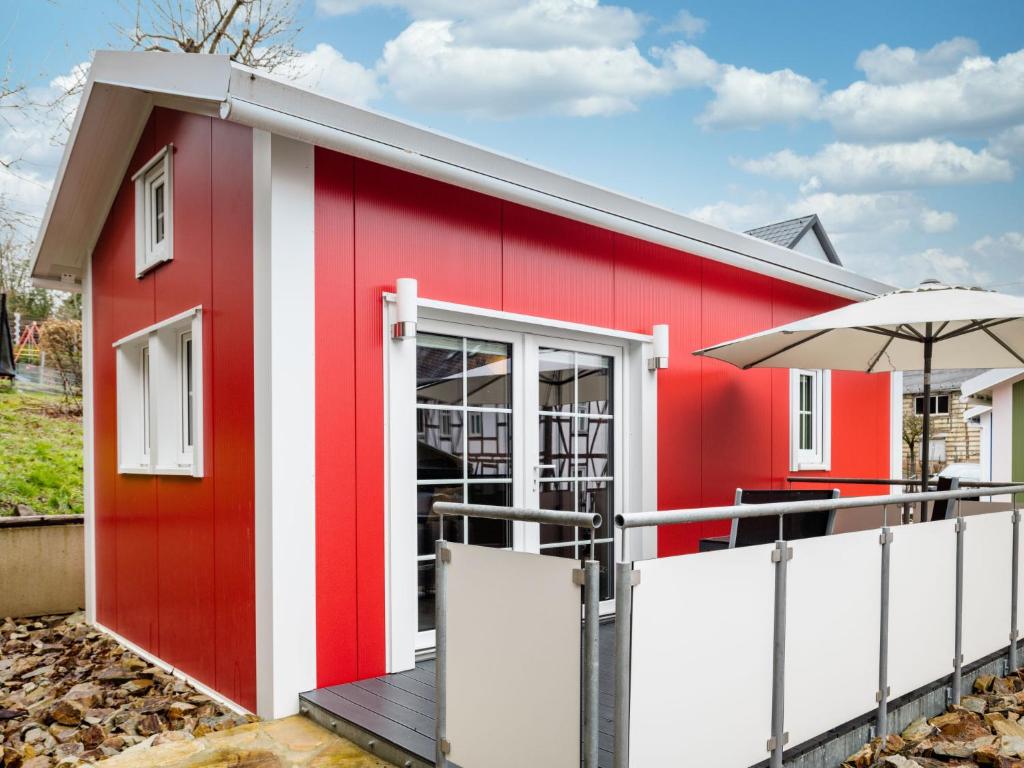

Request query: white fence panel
[
  {"left": 445, "top": 543, "right": 581, "bottom": 768},
  {"left": 629, "top": 544, "right": 775, "bottom": 768},
  {"left": 889, "top": 518, "right": 957, "bottom": 698},
  {"left": 785, "top": 528, "right": 881, "bottom": 747},
  {"left": 963, "top": 510, "right": 1013, "bottom": 662}
]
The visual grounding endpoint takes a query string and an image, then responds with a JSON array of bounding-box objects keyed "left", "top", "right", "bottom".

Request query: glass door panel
[
  {"left": 534, "top": 347, "right": 617, "bottom": 603},
  {"left": 416, "top": 332, "right": 514, "bottom": 633}
]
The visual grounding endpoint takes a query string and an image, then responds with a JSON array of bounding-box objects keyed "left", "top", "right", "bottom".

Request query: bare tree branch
[{"left": 115, "top": 0, "right": 302, "bottom": 71}]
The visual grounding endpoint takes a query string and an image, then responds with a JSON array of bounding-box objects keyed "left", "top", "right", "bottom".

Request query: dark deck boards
[{"left": 300, "top": 620, "right": 616, "bottom": 768}]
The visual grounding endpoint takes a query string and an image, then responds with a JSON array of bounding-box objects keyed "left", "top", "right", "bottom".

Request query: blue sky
[{"left": 3, "top": 0, "right": 1024, "bottom": 290}]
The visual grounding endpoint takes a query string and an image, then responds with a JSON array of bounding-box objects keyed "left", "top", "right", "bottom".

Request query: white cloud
[
  {"left": 855, "top": 37, "right": 979, "bottom": 84},
  {"left": 660, "top": 9, "right": 707, "bottom": 39},
  {"left": 0, "top": 62, "right": 86, "bottom": 238},
  {"left": 379, "top": 19, "right": 717, "bottom": 116},
  {"left": 990, "top": 125, "right": 1024, "bottom": 159},
  {"left": 317, "top": 0, "right": 517, "bottom": 16},
  {"left": 689, "top": 190, "right": 955, "bottom": 237},
  {"left": 697, "top": 66, "right": 822, "bottom": 129},
  {"left": 825, "top": 48, "right": 1024, "bottom": 141},
  {"left": 738, "top": 139, "right": 1013, "bottom": 192},
  {"left": 279, "top": 43, "right": 380, "bottom": 106}
]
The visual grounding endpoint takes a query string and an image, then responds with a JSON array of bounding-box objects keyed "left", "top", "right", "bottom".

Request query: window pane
[
  {"left": 467, "top": 483, "right": 512, "bottom": 548},
  {"left": 417, "top": 409, "right": 464, "bottom": 480},
  {"left": 539, "top": 414, "right": 574, "bottom": 478},
  {"left": 577, "top": 353, "right": 612, "bottom": 416},
  {"left": 417, "top": 485, "right": 464, "bottom": 556},
  {"left": 539, "top": 480, "right": 577, "bottom": 545},
  {"left": 539, "top": 349, "right": 574, "bottom": 412},
  {"left": 153, "top": 182, "right": 165, "bottom": 244},
  {"left": 577, "top": 419, "right": 611, "bottom": 477},
  {"left": 183, "top": 336, "right": 194, "bottom": 450},
  {"left": 419, "top": 561, "right": 436, "bottom": 631},
  {"left": 417, "top": 334, "right": 463, "bottom": 405},
  {"left": 915, "top": 397, "right": 924, "bottom": 415},
  {"left": 466, "top": 411, "right": 511, "bottom": 477},
  {"left": 800, "top": 413, "right": 813, "bottom": 451},
  {"left": 595, "top": 542, "right": 614, "bottom": 601},
  {"left": 466, "top": 340, "right": 511, "bottom": 408},
  {"left": 580, "top": 481, "right": 613, "bottom": 540},
  {"left": 799, "top": 374, "right": 812, "bottom": 413},
  {"left": 937, "top": 395, "right": 949, "bottom": 414}
]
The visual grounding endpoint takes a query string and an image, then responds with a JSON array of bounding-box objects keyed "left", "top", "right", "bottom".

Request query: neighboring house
[
  {"left": 745, "top": 214, "right": 843, "bottom": 266},
  {"left": 961, "top": 368, "right": 1024, "bottom": 483},
  {"left": 902, "top": 369, "right": 984, "bottom": 477},
  {"left": 30, "top": 52, "right": 898, "bottom": 720}
]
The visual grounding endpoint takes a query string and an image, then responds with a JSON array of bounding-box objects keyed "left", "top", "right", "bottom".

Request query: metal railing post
[
  {"left": 952, "top": 515, "right": 966, "bottom": 705},
  {"left": 613, "top": 561, "right": 635, "bottom": 768},
  {"left": 769, "top": 540, "right": 791, "bottom": 768},
  {"left": 582, "top": 559, "right": 600, "bottom": 768},
  {"left": 877, "top": 523, "right": 893, "bottom": 740},
  {"left": 435, "top": 529, "right": 449, "bottom": 767},
  {"left": 1011, "top": 506, "right": 1020, "bottom": 673}
]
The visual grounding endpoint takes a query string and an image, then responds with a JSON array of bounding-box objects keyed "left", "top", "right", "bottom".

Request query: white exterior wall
[
  {"left": 253, "top": 130, "right": 317, "bottom": 719},
  {"left": 978, "top": 412, "right": 993, "bottom": 482},
  {"left": 992, "top": 382, "right": 1014, "bottom": 485}
]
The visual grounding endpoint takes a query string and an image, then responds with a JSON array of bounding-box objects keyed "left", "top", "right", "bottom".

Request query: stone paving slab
[{"left": 100, "top": 716, "right": 395, "bottom": 768}]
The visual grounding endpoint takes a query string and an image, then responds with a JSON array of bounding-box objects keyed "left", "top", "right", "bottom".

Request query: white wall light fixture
[
  {"left": 393, "top": 278, "right": 418, "bottom": 340},
  {"left": 649, "top": 324, "right": 669, "bottom": 371}
]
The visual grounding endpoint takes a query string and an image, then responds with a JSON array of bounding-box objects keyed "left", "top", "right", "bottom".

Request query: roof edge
[{"left": 33, "top": 52, "right": 893, "bottom": 302}]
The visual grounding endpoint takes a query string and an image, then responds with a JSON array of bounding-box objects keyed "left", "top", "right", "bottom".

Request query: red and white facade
[{"left": 32, "top": 52, "right": 900, "bottom": 719}]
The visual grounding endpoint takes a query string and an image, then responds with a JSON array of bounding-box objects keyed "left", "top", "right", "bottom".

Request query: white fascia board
[
  {"left": 223, "top": 85, "right": 891, "bottom": 301},
  {"left": 33, "top": 51, "right": 894, "bottom": 301},
  {"left": 30, "top": 52, "right": 231, "bottom": 285},
  {"left": 961, "top": 368, "right": 1024, "bottom": 398}
]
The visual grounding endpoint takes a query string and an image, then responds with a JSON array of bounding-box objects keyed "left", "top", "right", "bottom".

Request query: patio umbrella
[
  {"left": 694, "top": 280, "right": 1024, "bottom": 504},
  {"left": 0, "top": 294, "right": 15, "bottom": 380}
]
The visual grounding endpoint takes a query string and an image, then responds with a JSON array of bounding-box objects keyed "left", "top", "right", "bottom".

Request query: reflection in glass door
[
  {"left": 536, "top": 348, "right": 616, "bottom": 602},
  {"left": 415, "top": 333, "right": 513, "bottom": 633}
]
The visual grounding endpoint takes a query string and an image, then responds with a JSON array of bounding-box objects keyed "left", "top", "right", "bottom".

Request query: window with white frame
[
  {"left": 114, "top": 307, "right": 203, "bottom": 476},
  {"left": 790, "top": 368, "right": 831, "bottom": 470},
  {"left": 914, "top": 394, "right": 950, "bottom": 416},
  {"left": 133, "top": 145, "right": 174, "bottom": 276}
]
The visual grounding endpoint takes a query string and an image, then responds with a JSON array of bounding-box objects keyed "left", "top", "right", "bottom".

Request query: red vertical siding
[
  {"left": 314, "top": 148, "right": 358, "bottom": 684},
  {"left": 313, "top": 147, "right": 892, "bottom": 686},
  {"left": 90, "top": 108, "right": 255, "bottom": 710}
]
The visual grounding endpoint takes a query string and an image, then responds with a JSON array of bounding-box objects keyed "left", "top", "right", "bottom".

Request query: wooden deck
[{"left": 300, "top": 620, "right": 616, "bottom": 768}]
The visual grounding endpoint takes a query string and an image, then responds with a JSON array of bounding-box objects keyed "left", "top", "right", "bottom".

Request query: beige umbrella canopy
[{"left": 694, "top": 280, "right": 1024, "bottom": 490}]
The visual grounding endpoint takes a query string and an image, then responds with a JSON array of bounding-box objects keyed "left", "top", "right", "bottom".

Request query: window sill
[
  {"left": 118, "top": 464, "right": 196, "bottom": 477},
  {"left": 135, "top": 253, "right": 172, "bottom": 279},
  {"left": 791, "top": 463, "right": 831, "bottom": 472}
]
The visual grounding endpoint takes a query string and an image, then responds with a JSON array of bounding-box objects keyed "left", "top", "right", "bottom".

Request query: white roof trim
[
  {"left": 33, "top": 51, "right": 893, "bottom": 301},
  {"left": 961, "top": 368, "right": 1024, "bottom": 397}
]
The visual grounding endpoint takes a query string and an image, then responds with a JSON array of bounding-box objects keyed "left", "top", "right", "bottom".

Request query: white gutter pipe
[{"left": 221, "top": 96, "right": 878, "bottom": 302}]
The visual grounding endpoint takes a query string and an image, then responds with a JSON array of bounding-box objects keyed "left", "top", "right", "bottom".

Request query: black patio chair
[
  {"left": 927, "top": 476, "right": 960, "bottom": 522},
  {"left": 729, "top": 488, "right": 839, "bottom": 548}
]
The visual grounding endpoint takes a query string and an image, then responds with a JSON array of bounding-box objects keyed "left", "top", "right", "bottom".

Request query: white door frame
[{"left": 383, "top": 294, "right": 659, "bottom": 672}]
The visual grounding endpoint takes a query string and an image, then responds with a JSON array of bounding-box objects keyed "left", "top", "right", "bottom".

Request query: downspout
[
  {"left": 218, "top": 96, "right": 879, "bottom": 303},
  {"left": 920, "top": 326, "right": 933, "bottom": 522}
]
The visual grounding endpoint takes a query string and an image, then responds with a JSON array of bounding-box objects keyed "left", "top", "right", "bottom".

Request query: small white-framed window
[
  {"left": 179, "top": 330, "right": 194, "bottom": 462},
  {"left": 133, "top": 144, "right": 174, "bottom": 277},
  {"left": 914, "top": 394, "right": 950, "bottom": 416},
  {"left": 114, "top": 307, "right": 203, "bottom": 477},
  {"left": 790, "top": 368, "right": 831, "bottom": 471}
]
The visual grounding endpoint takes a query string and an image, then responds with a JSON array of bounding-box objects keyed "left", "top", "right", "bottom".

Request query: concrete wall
[{"left": 0, "top": 516, "right": 84, "bottom": 617}]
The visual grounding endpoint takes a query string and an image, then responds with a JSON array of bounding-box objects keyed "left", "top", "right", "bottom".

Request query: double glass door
[{"left": 415, "top": 323, "right": 621, "bottom": 647}]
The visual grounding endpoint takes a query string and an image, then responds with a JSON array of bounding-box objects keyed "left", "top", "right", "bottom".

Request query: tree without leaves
[
  {"left": 119, "top": 0, "right": 302, "bottom": 71},
  {"left": 903, "top": 410, "right": 924, "bottom": 478}
]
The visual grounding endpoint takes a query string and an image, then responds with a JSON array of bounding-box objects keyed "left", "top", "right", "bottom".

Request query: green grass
[{"left": 0, "top": 385, "right": 83, "bottom": 516}]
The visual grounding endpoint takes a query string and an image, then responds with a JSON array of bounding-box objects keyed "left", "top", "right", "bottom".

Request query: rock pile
[
  {"left": 845, "top": 671, "right": 1024, "bottom": 767},
  {"left": 1, "top": 613, "right": 253, "bottom": 767}
]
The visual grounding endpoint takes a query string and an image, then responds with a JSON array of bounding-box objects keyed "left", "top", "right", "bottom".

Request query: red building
[{"left": 31, "top": 52, "right": 897, "bottom": 718}]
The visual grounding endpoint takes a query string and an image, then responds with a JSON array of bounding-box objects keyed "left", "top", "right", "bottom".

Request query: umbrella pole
[{"left": 919, "top": 328, "right": 933, "bottom": 522}]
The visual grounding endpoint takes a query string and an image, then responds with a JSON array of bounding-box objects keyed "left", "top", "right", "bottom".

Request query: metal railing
[
  {"left": 614, "top": 483, "right": 1024, "bottom": 768},
  {"left": 430, "top": 502, "right": 603, "bottom": 768}
]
